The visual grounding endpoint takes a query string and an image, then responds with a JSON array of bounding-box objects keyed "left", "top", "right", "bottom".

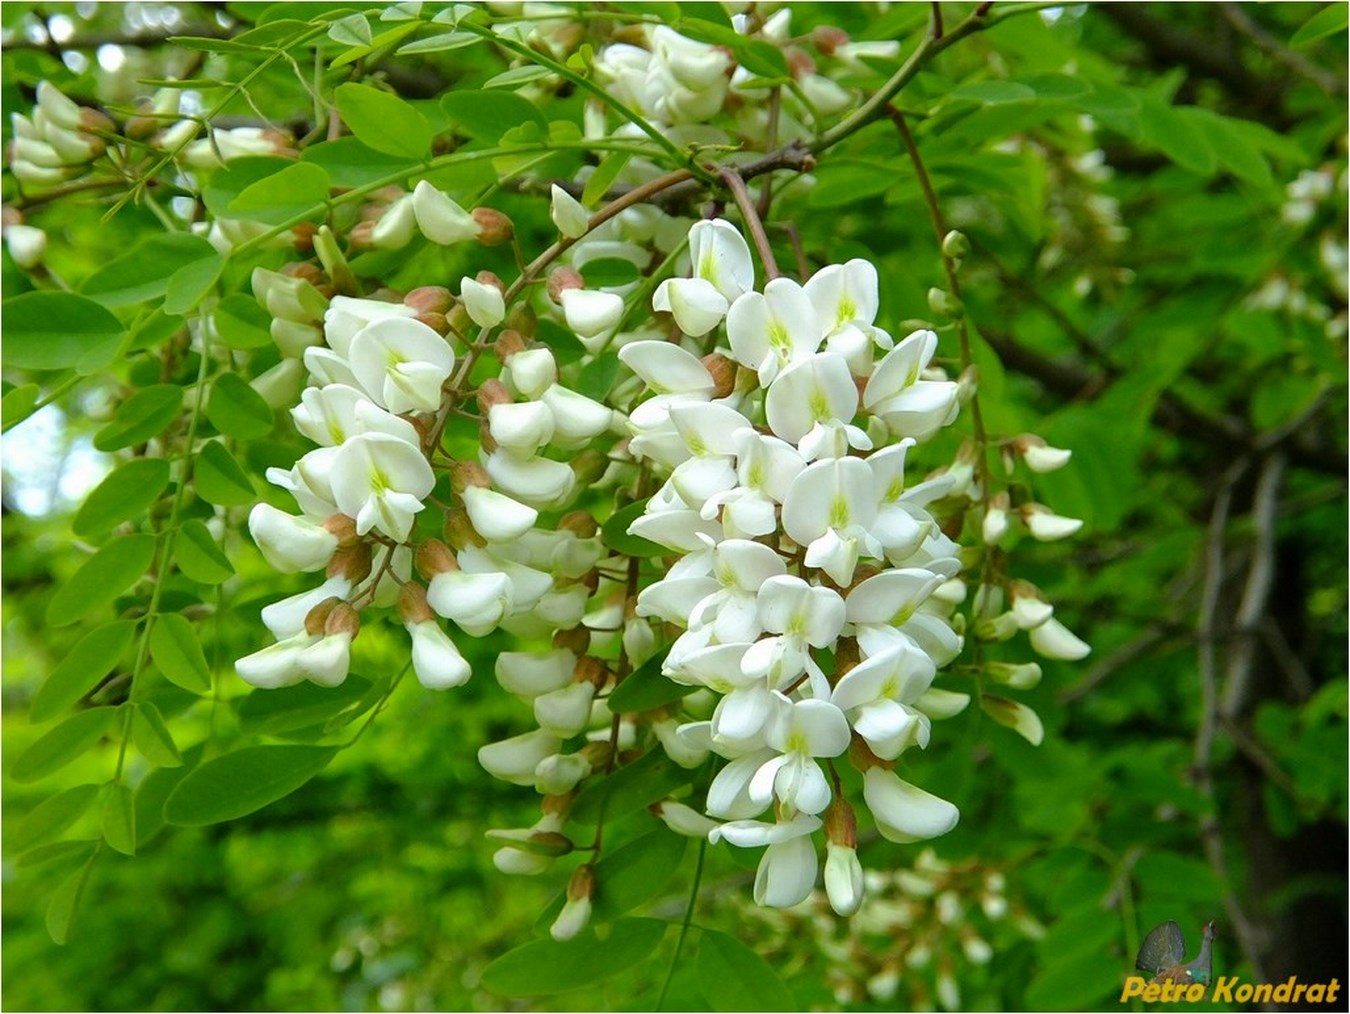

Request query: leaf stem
[{"left": 656, "top": 838, "right": 707, "bottom": 1011}]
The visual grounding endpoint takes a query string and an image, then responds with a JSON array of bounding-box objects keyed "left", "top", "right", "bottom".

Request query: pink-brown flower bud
[
  {"left": 450, "top": 460, "right": 491, "bottom": 494},
  {"left": 553, "top": 626, "right": 591, "bottom": 655},
  {"left": 494, "top": 329, "right": 527, "bottom": 362},
  {"left": 811, "top": 24, "right": 850, "bottom": 56},
  {"left": 405, "top": 285, "right": 453, "bottom": 315},
  {"left": 558, "top": 511, "right": 598, "bottom": 539},
  {"left": 397, "top": 582, "right": 435, "bottom": 625},
  {"left": 547, "top": 266, "right": 585, "bottom": 302},
  {"left": 303, "top": 596, "right": 344, "bottom": 636},
  {"left": 472, "top": 207, "right": 514, "bottom": 245},
  {"left": 327, "top": 543, "right": 372, "bottom": 583},
  {"left": 475, "top": 269, "right": 506, "bottom": 293},
  {"left": 477, "top": 378, "right": 513, "bottom": 414},
  {"left": 322, "top": 513, "right": 359, "bottom": 546},
  {"left": 324, "top": 601, "right": 361, "bottom": 638},
  {"left": 824, "top": 795, "right": 858, "bottom": 847},
  {"left": 701, "top": 353, "right": 737, "bottom": 399},
  {"left": 415, "top": 538, "right": 459, "bottom": 580}
]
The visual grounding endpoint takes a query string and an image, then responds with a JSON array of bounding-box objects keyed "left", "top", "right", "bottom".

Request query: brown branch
[
  {"left": 720, "top": 168, "right": 779, "bottom": 281},
  {"left": 1217, "top": 2, "right": 1345, "bottom": 97}
]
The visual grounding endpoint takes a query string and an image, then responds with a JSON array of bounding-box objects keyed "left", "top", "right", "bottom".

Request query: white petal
[{"left": 863, "top": 766, "right": 959, "bottom": 843}]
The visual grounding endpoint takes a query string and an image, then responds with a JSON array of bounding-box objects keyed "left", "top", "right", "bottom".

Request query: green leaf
[
  {"left": 163, "top": 745, "right": 338, "bottom": 825},
  {"left": 1, "top": 382, "right": 40, "bottom": 430},
  {"left": 570, "top": 749, "right": 695, "bottom": 825},
  {"left": 11, "top": 707, "right": 118, "bottom": 783},
  {"left": 46, "top": 849, "right": 97, "bottom": 945},
  {"left": 590, "top": 829, "right": 688, "bottom": 923},
  {"left": 950, "top": 79, "right": 1036, "bottom": 104},
  {"left": 207, "top": 372, "right": 273, "bottom": 439},
  {"left": 72, "top": 458, "right": 170, "bottom": 537},
  {"left": 607, "top": 653, "right": 695, "bottom": 713},
  {"left": 202, "top": 156, "right": 294, "bottom": 218},
  {"left": 32, "top": 620, "right": 137, "bottom": 723},
  {"left": 336, "top": 82, "right": 432, "bottom": 159},
  {"left": 575, "top": 351, "right": 620, "bottom": 402},
  {"left": 582, "top": 151, "right": 632, "bottom": 206},
  {"left": 327, "top": 11, "right": 371, "bottom": 46},
  {"left": 149, "top": 612, "right": 211, "bottom": 694},
  {"left": 601, "top": 500, "right": 665, "bottom": 558},
  {"left": 440, "top": 89, "right": 547, "bottom": 142},
  {"left": 80, "top": 233, "right": 219, "bottom": 307},
  {"left": 46, "top": 535, "right": 156, "bottom": 628},
  {"left": 100, "top": 783, "right": 136, "bottom": 856},
  {"left": 236, "top": 675, "right": 374, "bottom": 735},
  {"left": 480, "top": 918, "right": 667, "bottom": 996},
  {"left": 227, "top": 161, "right": 332, "bottom": 225},
  {"left": 174, "top": 519, "right": 234, "bottom": 584},
  {"left": 212, "top": 293, "right": 274, "bottom": 350},
  {"left": 579, "top": 257, "right": 640, "bottom": 287},
  {"left": 1291, "top": 3, "right": 1348, "bottom": 45},
  {"left": 483, "top": 65, "right": 553, "bottom": 90},
  {"left": 131, "top": 702, "right": 182, "bottom": 767},
  {"left": 9, "top": 784, "right": 100, "bottom": 854},
  {"left": 2, "top": 291, "right": 123, "bottom": 370},
  {"left": 93, "top": 385, "right": 183, "bottom": 452},
  {"left": 697, "top": 928, "right": 797, "bottom": 1011},
  {"left": 1137, "top": 101, "right": 1217, "bottom": 176},
  {"left": 300, "top": 137, "right": 420, "bottom": 188},
  {"left": 396, "top": 30, "right": 477, "bottom": 54},
  {"left": 163, "top": 254, "right": 224, "bottom": 315},
  {"left": 194, "top": 439, "right": 255, "bottom": 506}
]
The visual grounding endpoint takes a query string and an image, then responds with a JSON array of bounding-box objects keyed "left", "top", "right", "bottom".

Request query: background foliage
[{"left": 2, "top": 2, "right": 1346, "bottom": 1011}]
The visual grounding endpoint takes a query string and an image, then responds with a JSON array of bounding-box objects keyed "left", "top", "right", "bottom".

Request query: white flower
[
  {"left": 862, "top": 766, "right": 959, "bottom": 843},
  {"left": 291, "top": 384, "right": 421, "bottom": 447},
  {"left": 330, "top": 432, "right": 435, "bottom": 540},
  {"left": 461, "top": 275, "right": 506, "bottom": 328},
  {"left": 324, "top": 294, "right": 418, "bottom": 357},
  {"left": 764, "top": 352, "right": 861, "bottom": 449},
  {"left": 561, "top": 288, "right": 624, "bottom": 347},
  {"left": 407, "top": 619, "right": 471, "bottom": 689},
  {"left": 478, "top": 728, "right": 562, "bottom": 785},
  {"left": 348, "top": 317, "right": 455, "bottom": 414},
  {"left": 550, "top": 184, "right": 589, "bottom": 238},
  {"left": 462, "top": 485, "right": 539, "bottom": 542},
  {"left": 742, "top": 576, "right": 846, "bottom": 690},
  {"left": 863, "top": 330, "right": 958, "bottom": 440},
  {"left": 535, "top": 752, "right": 593, "bottom": 795},
  {"left": 505, "top": 347, "right": 558, "bottom": 400},
  {"left": 726, "top": 277, "right": 823, "bottom": 384},
  {"left": 1022, "top": 442, "right": 1072, "bottom": 473},
  {"left": 495, "top": 649, "right": 576, "bottom": 697},
  {"left": 427, "top": 568, "right": 513, "bottom": 635},
  {"left": 830, "top": 643, "right": 935, "bottom": 760},
  {"left": 1028, "top": 616, "right": 1091, "bottom": 660},
  {"left": 711, "top": 814, "right": 821, "bottom": 908},
  {"left": 247, "top": 503, "right": 339, "bottom": 573},
  {"left": 702, "top": 431, "right": 805, "bottom": 538},
  {"left": 413, "top": 180, "right": 482, "bottom": 244},
  {"left": 372, "top": 194, "right": 417, "bottom": 249},
  {"left": 653, "top": 800, "right": 719, "bottom": 837},
  {"left": 235, "top": 632, "right": 315, "bottom": 689},
  {"left": 4, "top": 224, "right": 46, "bottom": 268},
  {"left": 824, "top": 841, "right": 865, "bottom": 917},
  {"left": 781, "top": 457, "right": 879, "bottom": 585},
  {"left": 540, "top": 385, "right": 613, "bottom": 447},
  {"left": 533, "top": 681, "right": 596, "bottom": 737},
  {"left": 652, "top": 219, "right": 754, "bottom": 336},
  {"left": 751, "top": 696, "right": 851, "bottom": 816},
  {"left": 483, "top": 450, "right": 576, "bottom": 508},
  {"left": 488, "top": 399, "right": 555, "bottom": 455},
  {"left": 1022, "top": 505, "right": 1083, "bottom": 541}
]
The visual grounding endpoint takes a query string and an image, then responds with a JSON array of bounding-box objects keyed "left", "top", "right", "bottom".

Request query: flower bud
[
  {"left": 248, "top": 503, "right": 339, "bottom": 573},
  {"left": 1017, "top": 433, "right": 1072, "bottom": 473},
  {"left": 811, "top": 24, "right": 850, "bottom": 55},
  {"left": 415, "top": 538, "right": 459, "bottom": 580},
  {"left": 547, "top": 265, "right": 585, "bottom": 302},
  {"left": 303, "top": 596, "right": 344, "bottom": 636},
  {"left": 558, "top": 511, "right": 598, "bottom": 539},
  {"left": 494, "top": 328, "right": 526, "bottom": 362},
  {"left": 550, "top": 864, "right": 595, "bottom": 941},
  {"left": 461, "top": 273, "right": 505, "bottom": 328},
  {"left": 412, "top": 180, "right": 481, "bottom": 245},
  {"left": 701, "top": 353, "right": 738, "bottom": 399},
  {"left": 4, "top": 223, "right": 46, "bottom": 269},
  {"left": 553, "top": 625, "right": 591, "bottom": 655},
  {"left": 927, "top": 286, "right": 963, "bottom": 319},
  {"left": 415, "top": 311, "right": 450, "bottom": 335},
  {"left": 472, "top": 206, "right": 514, "bottom": 245},
  {"left": 1028, "top": 616, "right": 1091, "bottom": 660},
  {"left": 550, "top": 183, "right": 589, "bottom": 239},
  {"left": 327, "top": 542, "right": 373, "bottom": 584},
  {"left": 405, "top": 285, "right": 454, "bottom": 316},
  {"left": 942, "top": 229, "right": 970, "bottom": 258},
  {"left": 984, "top": 660, "right": 1043, "bottom": 689},
  {"left": 535, "top": 752, "right": 592, "bottom": 795},
  {"left": 651, "top": 800, "right": 718, "bottom": 837},
  {"left": 1021, "top": 504, "right": 1083, "bottom": 541}
]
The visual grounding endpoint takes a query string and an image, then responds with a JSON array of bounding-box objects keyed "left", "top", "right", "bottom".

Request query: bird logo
[{"left": 1135, "top": 920, "right": 1217, "bottom": 986}]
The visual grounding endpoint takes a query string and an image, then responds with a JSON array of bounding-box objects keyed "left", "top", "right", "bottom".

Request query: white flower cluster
[
  {"left": 624, "top": 218, "right": 973, "bottom": 915},
  {"left": 8, "top": 82, "right": 108, "bottom": 189},
  {"left": 235, "top": 268, "right": 616, "bottom": 695}
]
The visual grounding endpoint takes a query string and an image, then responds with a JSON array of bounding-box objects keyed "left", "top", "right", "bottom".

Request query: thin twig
[
  {"left": 720, "top": 168, "right": 780, "bottom": 281},
  {"left": 1219, "top": 452, "right": 1286, "bottom": 720}
]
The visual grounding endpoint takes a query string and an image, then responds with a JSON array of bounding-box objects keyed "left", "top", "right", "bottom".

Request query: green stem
[{"left": 656, "top": 838, "right": 707, "bottom": 1012}]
